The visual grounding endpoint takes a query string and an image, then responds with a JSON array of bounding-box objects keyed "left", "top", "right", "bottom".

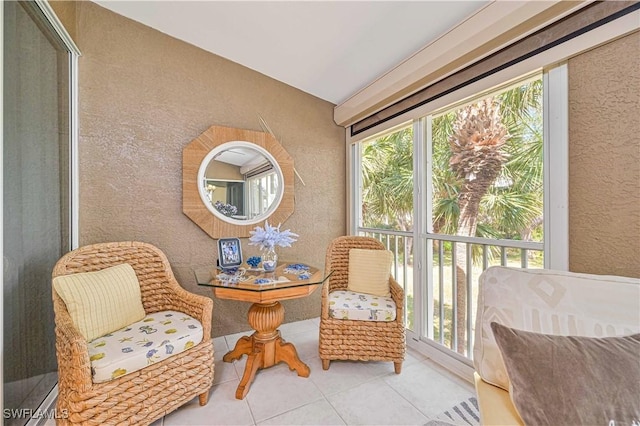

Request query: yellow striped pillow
[
  {"left": 53, "top": 263, "right": 145, "bottom": 341},
  {"left": 347, "top": 248, "right": 393, "bottom": 297}
]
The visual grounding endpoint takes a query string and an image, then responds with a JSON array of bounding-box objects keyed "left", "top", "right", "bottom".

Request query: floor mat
[{"left": 425, "top": 396, "right": 480, "bottom": 426}]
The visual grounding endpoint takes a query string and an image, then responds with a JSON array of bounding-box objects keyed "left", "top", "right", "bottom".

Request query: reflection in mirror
[
  {"left": 199, "top": 142, "right": 282, "bottom": 224},
  {"left": 184, "top": 125, "right": 295, "bottom": 238}
]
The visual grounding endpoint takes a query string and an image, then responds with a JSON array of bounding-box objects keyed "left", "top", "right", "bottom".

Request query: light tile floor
[{"left": 152, "top": 317, "right": 476, "bottom": 426}]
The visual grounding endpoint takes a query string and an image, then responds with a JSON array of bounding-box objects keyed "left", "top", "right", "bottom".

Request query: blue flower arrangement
[
  {"left": 248, "top": 221, "right": 298, "bottom": 250},
  {"left": 214, "top": 201, "right": 237, "bottom": 217},
  {"left": 247, "top": 256, "right": 262, "bottom": 268}
]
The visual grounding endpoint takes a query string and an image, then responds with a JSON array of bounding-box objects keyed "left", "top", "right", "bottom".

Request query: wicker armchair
[
  {"left": 319, "top": 236, "right": 406, "bottom": 373},
  {"left": 52, "top": 241, "right": 214, "bottom": 425}
]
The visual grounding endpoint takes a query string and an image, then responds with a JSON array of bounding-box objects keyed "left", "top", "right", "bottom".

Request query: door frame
[{"left": 1, "top": 0, "right": 80, "bottom": 417}]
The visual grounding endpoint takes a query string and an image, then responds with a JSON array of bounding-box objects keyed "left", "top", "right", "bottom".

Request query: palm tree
[
  {"left": 361, "top": 128, "right": 413, "bottom": 232},
  {"left": 432, "top": 79, "right": 543, "bottom": 354},
  {"left": 448, "top": 98, "right": 509, "bottom": 354},
  {"left": 450, "top": 98, "right": 509, "bottom": 238},
  {"left": 361, "top": 128, "right": 414, "bottom": 265},
  {"left": 359, "top": 79, "right": 543, "bottom": 355},
  {"left": 432, "top": 79, "right": 543, "bottom": 241}
]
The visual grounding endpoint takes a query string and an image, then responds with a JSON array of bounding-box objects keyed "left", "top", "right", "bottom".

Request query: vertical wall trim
[
  {"left": 346, "top": 128, "right": 356, "bottom": 235},
  {"left": 544, "top": 64, "right": 569, "bottom": 270},
  {"left": 413, "top": 117, "right": 429, "bottom": 338},
  {"left": 69, "top": 53, "right": 79, "bottom": 249}
]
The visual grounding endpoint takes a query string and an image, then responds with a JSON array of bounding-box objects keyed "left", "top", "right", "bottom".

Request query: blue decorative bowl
[{"left": 247, "top": 256, "right": 262, "bottom": 268}]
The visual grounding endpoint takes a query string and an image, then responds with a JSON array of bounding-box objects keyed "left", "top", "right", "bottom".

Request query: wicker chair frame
[
  {"left": 52, "top": 241, "right": 214, "bottom": 425},
  {"left": 319, "top": 236, "right": 406, "bottom": 374}
]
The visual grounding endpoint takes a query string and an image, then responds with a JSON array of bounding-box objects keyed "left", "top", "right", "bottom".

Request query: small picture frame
[{"left": 217, "top": 238, "right": 243, "bottom": 269}]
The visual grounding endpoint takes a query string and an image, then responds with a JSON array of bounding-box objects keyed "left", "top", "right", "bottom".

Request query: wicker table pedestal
[{"left": 195, "top": 263, "right": 331, "bottom": 399}]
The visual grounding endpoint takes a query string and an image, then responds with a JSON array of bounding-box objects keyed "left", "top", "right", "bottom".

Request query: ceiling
[
  {"left": 213, "top": 146, "right": 265, "bottom": 168},
  {"left": 95, "top": 1, "right": 489, "bottom": 105}
]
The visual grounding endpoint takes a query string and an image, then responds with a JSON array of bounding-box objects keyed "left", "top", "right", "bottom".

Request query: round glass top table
[{"left": 195, "top": 263, "right": 331, "bottom": 399}]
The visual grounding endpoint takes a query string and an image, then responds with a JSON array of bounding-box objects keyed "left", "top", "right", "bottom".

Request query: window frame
[
  {"left": 348, "top": 66, "right": 568, "bottom": 379},
  {"left": 345, "top": 6, "right": 637, "bottom": 382}
]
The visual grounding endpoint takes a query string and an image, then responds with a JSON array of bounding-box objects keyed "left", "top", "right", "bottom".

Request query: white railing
[{"left": 358, "top": 227, "right": 544, "bottom": 358}]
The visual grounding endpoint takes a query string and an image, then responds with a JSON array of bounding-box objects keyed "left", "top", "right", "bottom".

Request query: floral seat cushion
[
  {"left": 328, "top": 290, "right": 396, "bottom": 322},
  {"left": 87, "top": 310, "right": 204, "bottom": 383}
]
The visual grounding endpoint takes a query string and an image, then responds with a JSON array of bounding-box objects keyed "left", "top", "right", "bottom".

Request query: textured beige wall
[
  {"left": 51, "top": 1, "right": 346, "bottom": 336},
  {"left": 568, "top": 31, "right": 640, "bottom": 278},
  {"left": 49, "top": 1, "right": 639, "bottom": 341},
  {"left": 205, "top": 160, "right": 242, "bottom": 180}
]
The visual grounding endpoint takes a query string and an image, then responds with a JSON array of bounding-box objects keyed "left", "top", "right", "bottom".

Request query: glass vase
[{"left": 262, "top": 247, "right": 278, "bottom": 272}]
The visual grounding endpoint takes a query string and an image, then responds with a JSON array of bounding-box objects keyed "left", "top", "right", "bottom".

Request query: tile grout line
[
  {"left": 254, "top": 385, "right": 338, "bottom": 425},
  {"left": 170, "top": 320, "right": 476, "bottom": 425},
  {"left": 382, "top": 373, "right": 435, "bottom": 422}
]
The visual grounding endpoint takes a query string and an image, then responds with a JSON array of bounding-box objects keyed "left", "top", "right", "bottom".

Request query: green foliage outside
[
  {"left": 362, "top": 77, "right": 545, "bottom": 351},
  {"left": 362, "top": 78, "right": 543, "bottom": 244}
]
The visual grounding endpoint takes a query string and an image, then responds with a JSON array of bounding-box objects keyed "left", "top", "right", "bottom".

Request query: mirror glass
[{"left": 197, "top": 141, "right": 283, "bottom": 225}]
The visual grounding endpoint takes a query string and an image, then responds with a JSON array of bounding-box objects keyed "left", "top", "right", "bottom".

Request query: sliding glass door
[{"left": 3, "top": 1, "right": 78, "bottom": 423}]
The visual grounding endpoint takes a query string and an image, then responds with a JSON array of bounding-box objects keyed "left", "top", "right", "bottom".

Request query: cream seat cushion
[
  {"left": 87, "top": 310, "right": 204, "bottom": 383},
  {"left": 347, "top": 248, "right": 393, "bottom": 297},
  {"left": 473, "top": 372, "right": 523, "bottom": 426},
  {"left": 53, "top": 263, "right": 146, "bottom": 341},
  {"left": 328, "top": 290, "right": 396, "bottom": 322}
]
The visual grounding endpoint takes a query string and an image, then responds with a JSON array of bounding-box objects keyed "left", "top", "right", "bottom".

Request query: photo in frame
[{"left": 217, "top": 237, "right": 243, "bottom": 269}]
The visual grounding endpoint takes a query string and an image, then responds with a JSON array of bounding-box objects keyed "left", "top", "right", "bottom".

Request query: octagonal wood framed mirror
[{"left": 183, "top": 125, "right": 294, "bottom": 239}]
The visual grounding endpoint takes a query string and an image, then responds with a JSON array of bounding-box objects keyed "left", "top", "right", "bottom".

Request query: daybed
[{"left": 473, "top": 266, "right": 640, "bottom": 425}]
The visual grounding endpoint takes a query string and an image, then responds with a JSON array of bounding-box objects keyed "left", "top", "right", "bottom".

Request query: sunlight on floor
[{"left": 149, "top": 318, "right": 477, "bottom": 426}]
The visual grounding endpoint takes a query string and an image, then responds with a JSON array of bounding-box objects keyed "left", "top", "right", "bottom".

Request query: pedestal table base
[{"left": 222, "top": 301, "right": 310, "bottom": 399}]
